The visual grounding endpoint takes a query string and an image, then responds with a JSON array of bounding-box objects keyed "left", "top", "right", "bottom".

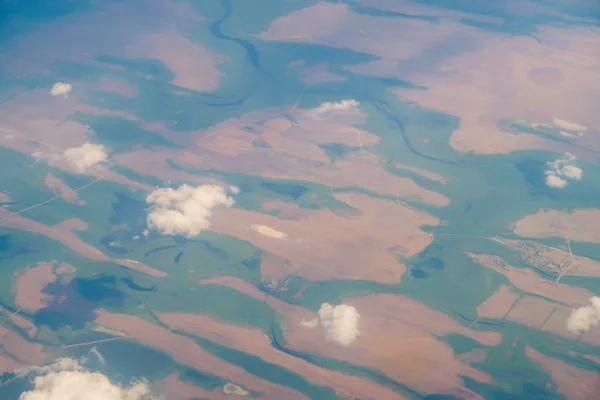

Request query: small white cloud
[
  {"left": 544, "top": 153, "right": 583, "bottom": 188},
  {"left": 146, "top": 184, "right": 235, "bottom": 237},
  {"left": 299, "top": 317, "right": 319, "bottom": 329},
  {"left": 317, "top": 303, "right": 360, "bottom": 346},
  {"left": 50, "top": 82, "right": 73, "bottom": 97},
  {"left": 309, "top": 99, "right": 359, "bottom": 118},
  {"left": 63, "top": 143, "right": 109, "bottom": 172},
  {"left": 559, "top": 165, "right": 583, "bottom": 180},
  {"left": 19, "top": 358, "right": 153, "bottom": 400},
  {"left": 545, "top": 174, "right": 568, "bottom": 188},
  {"left": 552, "top": 117, "right": 587, "bottom": 132},
  {"left": 566, "top": 297, "right": 600, "bottom": 334}
]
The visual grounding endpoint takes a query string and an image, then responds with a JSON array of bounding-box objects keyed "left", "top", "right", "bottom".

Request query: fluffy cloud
[
  {"left": 544, "top": 153, "right": 582, "bottom": 188},
  {"left": 310, "top": 99, "right": 359, "bottom": 117},
  {"left": 19, "top": 358, "right": 153, "bottom": 400},
  {"left": 50, "top": 82, "right": 73, "bottom": 97},
  {"left": 317, "top": 303, "right": 360, "bottom": 346},
  {"left": 299, "top": 317, "right": 319, "bottom": 329},
  {"left": 146, "top": 184, "right": 235, "bottom": 237},
  {"left": 63, "top": 143, "right": 109, "bottom": 172},
  {"left": 545, "top": 174, "right": 568, "bottom": 189},
  {"left": 566, "top": 296, "right": 600, "bottom": 334},
  {"left": 552, "top": 117, "right": 587, "bottom": 132}
]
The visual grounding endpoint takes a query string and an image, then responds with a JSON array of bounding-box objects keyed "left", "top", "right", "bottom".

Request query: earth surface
[{"left": 0, "top": 0, "right": 599, "bottom": 399}]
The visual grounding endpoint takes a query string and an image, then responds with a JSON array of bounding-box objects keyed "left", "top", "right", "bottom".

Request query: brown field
[
  {"left": 113, "top": 106, "right": 450, "bottom": 207},
  {"left": 0, "top": 325, "right": 47, "bottom": 366},
  {"left": 0, "top": 88, "right": 135, "bottom": 152},
  {"left": 209, "top": 194, "right": 439, "bottom": 284},
  {"left": 0, "top": 0, "right": 221, "bottom": 195},
  {"left": 0, "top": 88, "right": 152, "bottom": 193},
  {"left": 505, "top": 296, "right": 558, "bottom": 328},
  {"left": 93, "top": 310, "right": 307, "bottom": 400},
  {"left": 0, "top": 306, "right": 36, "bottom": 338},
  {"left": 477, "top": 285, "right": 521, "bottom": 319},
  {"left": 282, "top": 293, "right": 499, "bottom": 398},
  {"left": 258, "top": 2, "right": 599, "bottom": 157},
  {"left": 348, "top": 0, "right": 504, "bottom": 24},
  {"left": 0, "top": 352, "right": 20, "bottom": 375},
  {"left": 471, "top": 254, "right": 600, "bottom": 344},
  {"left": 469, "top": 253, "right": 595, "bottom": 306},
  {"left": 93, "top": 76, "right": 139, "bottom": 99},
  {"left": 495, "top": 237, "right": 600, "bottom": 279},
  {"left": 131, "top": 31, "right": 225, "bottom": 92},
  {"left": 113, "top": 149, "right": 225, "bottom": 187},
  {"left": 0, "top": 0, "right": 222, "bottom": 91},
  {"left": 526, "top": 347, "right": 600, "bottom": 400},
  {"left": 197, "top": 276, "right": 500, "bottom": 398},
  {"left": 0, "top": 213, "right": 166, "bottom": 277},
  {"left": 394, "top": 162, "right": 448, "bottom": 183},
  {"left": 259, "top": 253, "right": 296, "bottom": 287},
  {"left": 513, "top": 209, "right": 600, "bottom": 244},
  {"left": 197, "top": 276, "right": 309, "bottom": 318},
  {"left": 14, "top": 262, "right": 56, "bottom": 312},
  {"left": 158, "top": 312, "right": 409, "bottom": 400},
  {"left": 44, "top": 173, "right": 84, "bottom": 204},
  {"left": 156, "top": 374, "right": 235, "bottom": 400},
  {"left": 289, "top": 62, "right": 347, "bottom": 85},
  {"left": 457, "top": 349, "right": 488, "bottom": 365}
]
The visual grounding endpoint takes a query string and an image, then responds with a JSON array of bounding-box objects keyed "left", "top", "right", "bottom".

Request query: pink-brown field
[
  {"left": 471, "top": 253, "right": 600, "bottom": 345},
  {"left": 495, "top": 237, "right": 600, "bottom": 279},
  {"left": 259, "top": 2, "right": 599, "bottom": 157},
  {"left": 158, "top": 312, "right": 409, "bottom": 400},
  {"left": 114, "top": 106, "right": 449, "bottom": 207},
  {"left": 156, "top": 374, "right": 236, "bottom": 400},
  {"left": 281, "top": 293, "right": 500, "bottom": 398},
  {"left": 0, "top": 213, "right": 165, "bottom": 277},
  {"left": 43, "top": 173, "right": 85, "bottom": 205},
  {"left": 0, "top": 0, "right": 222, "bottom": 91},
  {"left": 209, "top": 194, "right": 439, "bottom": 284},
  {"left": 526, "top": 347, "right": 600, "bottom": 400},
  {"left": 93, "top": 310, "right": 307, "bottom": 400},
  {"left": 0, "top": 325, "right": 47, "bottom": 369},
  {"left": 0, "top": 88, "right": 151, "bottom": 193},
  {"left": 0, "top": 305, "right": 37, "bottom": 338},
  {"left": 469, "top": 253, "right": 595, "bottom": 306},
  {"left": 14, "top": 262, "right": 57, "bottom": 312},
  {"left": 513, "top": 208, "right": 600, "bottom": 244},
  {"left": 198, "top": 276, "right": 500, "bottom": 398},
  {"left": 394, "top": 162, "right": 449, "bottom": 184}
]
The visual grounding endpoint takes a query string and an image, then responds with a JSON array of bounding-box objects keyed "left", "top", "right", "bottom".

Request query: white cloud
[
  {"left": 552, "top": 117, "right": 587, "bottom": 132},
  {"left": 545, "top": 174, "right": 568, "bottom": 188},
  {"left": 566, "top": 297, "right": 600, "bottom": 334},
  {"left": 317, "top": 303, "right": 360, "bottom": 346},
  {"left": 50, "top": 82, "right": 73, "bottom": 97},
  {"left": 299, "top": 317, "right": 319, "bottom": 329},
  {"left": 309, "top": 99, "right": 359, "bottom": 117},
  {"left": 63, "top": 143, "right": 109, "bottom": 172},
  {"left": 146, "top": 184, "right": 235, "bottom": 237},
  {"left": 19, "top": 358, "right": 153, "bottom": 400},
  {"left": 544, "top": 153, "right": 582, "bottom": 189},
  {"left": 559, "top": 165, "right": 583, "bottom": 180}
]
